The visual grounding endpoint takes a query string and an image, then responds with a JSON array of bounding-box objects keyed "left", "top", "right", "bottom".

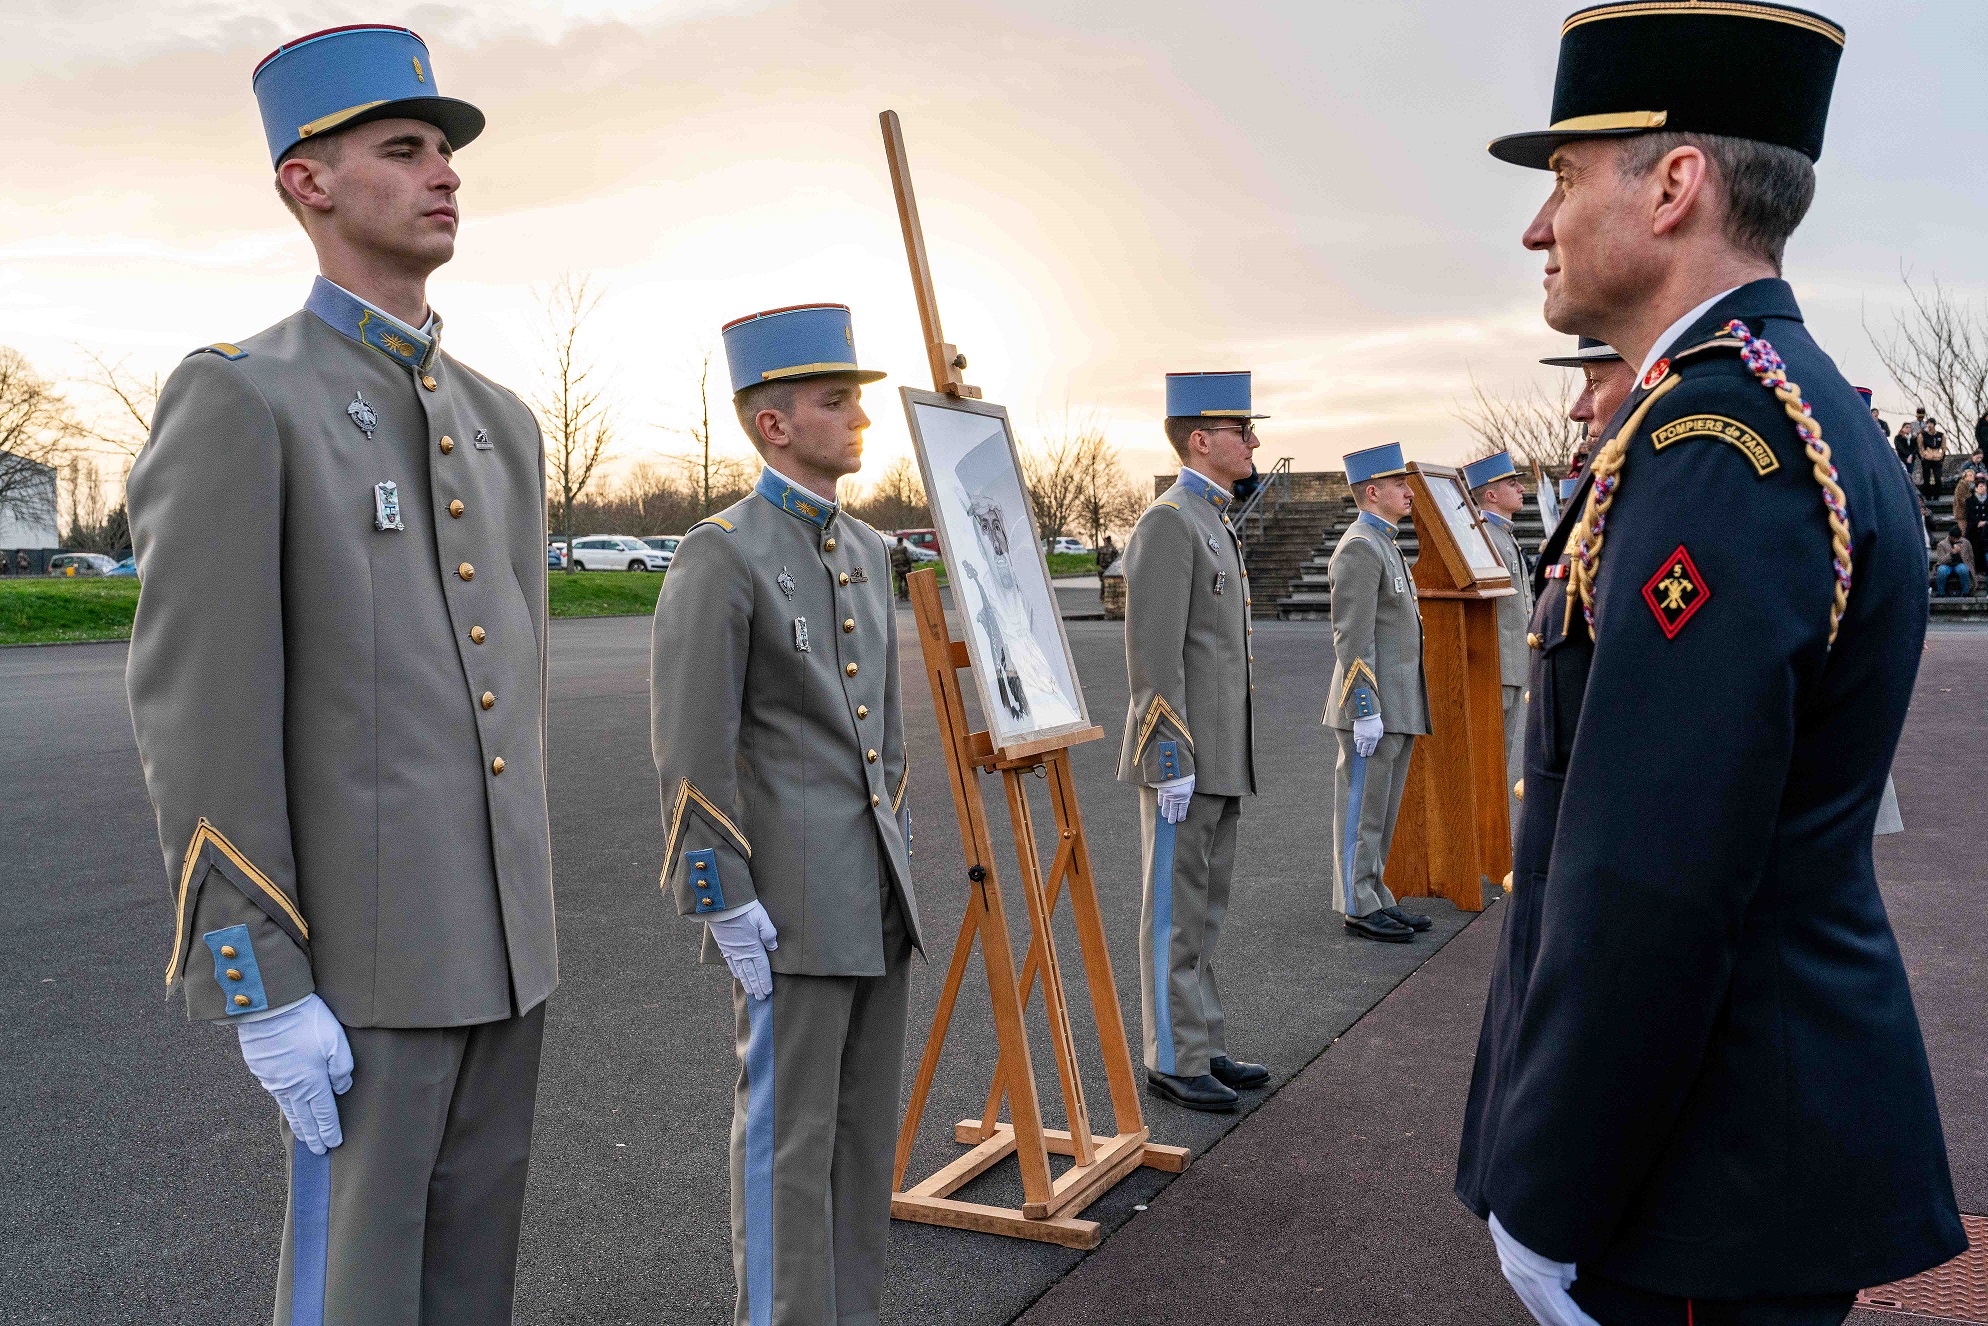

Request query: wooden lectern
[{"left": 1383, "top": 462, "right": 1517, "bottom": 914}]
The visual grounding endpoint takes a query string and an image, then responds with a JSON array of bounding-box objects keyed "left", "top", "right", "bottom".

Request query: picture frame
[
  {"left": 900, "top": 387, "right": 1093, "bottom": 752},
  {"left": 1406, "top": 462, "right": 1513, "bottom": 592}
]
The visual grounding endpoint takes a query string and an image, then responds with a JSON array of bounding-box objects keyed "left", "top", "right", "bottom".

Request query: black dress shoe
[
  {"left": 1345, "top": 910, "right": 1415, "bottom": 942},
  {"left": 1146, "top": 1070, "right": 1239, "bottom": 1112},
  {"left": 1381, "top": 905, "right": 1432, "bottom": 932},
  {"left": 1209, "top": 1056, "right": 1270, "bottom": 1090}
]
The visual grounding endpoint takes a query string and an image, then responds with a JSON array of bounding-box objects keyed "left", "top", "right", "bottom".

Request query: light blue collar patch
[
  {"left": 1482, "top": 510, "right": 1512, "bottom": 530},
  {"left": 305, "top": 276, "right": 438, "bottom": 374},
  {"left": 1357, "top": 510, "right": 1399, "bottom": 538},
  {"left": 1177, "top": 467, "right": 1232, "bottom": 510},
  {"left": 755, "top": 467, "right": 837, "bottom": 530}
]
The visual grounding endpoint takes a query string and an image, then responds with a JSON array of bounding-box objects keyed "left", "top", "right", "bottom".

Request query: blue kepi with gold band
[
  {"left": 722, "top": 303, "right": 887, "bottom": 395},
  {"left": 1343, "top": 441, "right": 1408, "bottom": 486},
  {"left": 253, "top": 24, "right": 485, "bottom": 166},
  {"left": 1488, "top": 1, "right": 1844, "bottom": 170},
  {"left": 1165, "top": 371, "right": 1268, "bottom": 419},
  {"left": 1460, "top": 450, "right": 1517, "bottom": 491}
]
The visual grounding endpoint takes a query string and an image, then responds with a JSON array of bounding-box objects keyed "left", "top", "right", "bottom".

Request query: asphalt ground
[
  {"left": 0, "top": 609, "right": 1485, "bottom": 1325},
  {"left": 1019, "top": 630, "right": 1987, "bottom": 1326}
]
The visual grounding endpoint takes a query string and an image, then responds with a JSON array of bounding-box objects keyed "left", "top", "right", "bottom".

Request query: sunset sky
[{"left": 5, "top": 0, "right": 1986, "bottom": 492}]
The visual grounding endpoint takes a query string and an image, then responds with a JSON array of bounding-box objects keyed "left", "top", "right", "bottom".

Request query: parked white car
[
  {"left": 569, "top": 535, "right": 669, "bottom": 571},
  {"left": 641, "top": 535, "right": 682, "bottom": 568},
  {"left": 1049, "top": 537, "right": 1090, "bottom": 556}
]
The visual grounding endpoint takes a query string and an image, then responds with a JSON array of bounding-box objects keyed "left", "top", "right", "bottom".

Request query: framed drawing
[
  {"left": 901, "top": 387, "right": 1091, "bottom": 752},
  {"left": 1406, "top": 462, "right": 1512, "bottom": 592}
]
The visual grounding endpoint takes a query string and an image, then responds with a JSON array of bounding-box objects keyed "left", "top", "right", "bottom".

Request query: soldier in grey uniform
[
  {"left": 1462, "top": 449, "right": 1534, "bottom": 840},
  {"left": 1324, "top": 443, "right": 1432, "bottom": 943},
  {"left": 1117, "top": 371, "right": 1264, "bottom": 1113},
  {"left": 125, "top": 27, "right": 553, "bottom": 1326},
  {"left": 650, "top": 302, "right": 923, "bottom": 1326}
]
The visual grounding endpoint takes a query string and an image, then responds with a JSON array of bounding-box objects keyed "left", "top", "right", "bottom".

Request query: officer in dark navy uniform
[{"left": 1455, "top": 6, "right": 1965, "bottom": 1326}]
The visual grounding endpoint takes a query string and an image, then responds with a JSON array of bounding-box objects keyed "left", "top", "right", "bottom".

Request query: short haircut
[
  {"left": 273, "top": 133, "right": 349, "bottom": 223},
  {"left": 1163, "top": 416, "right": 1212, "bottom": 461},
  {"left": 1616, "top": 131, "right": 1815, "bottom": 270},
  {"left": 733, "top": 379, "right": 800, "bottom": 450}
]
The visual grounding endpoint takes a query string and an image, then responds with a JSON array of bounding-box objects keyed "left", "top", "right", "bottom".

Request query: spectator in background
[
  {"left": 889, "top": 536, "right": 914, "bottom": 601},
  {"left": 1931, "top": 524, "right": 1973, "bottom": 597},
  {"left": 1965, "top": 475, "right": 1988, "bottom": 579},
  {"left": 1895, "top": 416, "right": 1919, "bottom": 470},
  {"left": 1098, "top": 533, "right": 1119, "bottom": 573},
  {"left": 1919, "top": 416, "right": 1947, "bottom": 498},
  {"left": 1952, "top": 461, "right": 1980, "bottom": 526}
]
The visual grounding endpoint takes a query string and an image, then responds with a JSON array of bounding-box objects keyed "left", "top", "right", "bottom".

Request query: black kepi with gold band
[
  {"left": 1488, "top": 1, "right": 1845, "bottom": 169},
  {"left": 253, "top": 25, "right": 484, "bottom": 166}
]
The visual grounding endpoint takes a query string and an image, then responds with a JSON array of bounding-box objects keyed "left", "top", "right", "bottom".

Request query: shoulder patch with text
[
  {"left": 1641, "top": 545, "right": 1711, "bottom": 639},
  {"left": 1650, "top": 414, "right": 1780, "bottom": 477}
]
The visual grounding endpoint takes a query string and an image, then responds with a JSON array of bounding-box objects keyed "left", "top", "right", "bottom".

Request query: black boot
[
  {"left": 1345, "top": 910, "right": 1415, "bottom": 942},
  {"left": 1209, "top": 1056, "right": 1270, "bottom": 1090},
  {"left": 1381, "top": 904, "right": 1432, "bottom": 931},
  {"left": 1146, "top": 1070, "right": 1239, "bottom": 1112}
]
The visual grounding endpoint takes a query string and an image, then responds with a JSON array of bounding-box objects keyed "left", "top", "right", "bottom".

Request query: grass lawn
[
  {"left": 547, "top": 570, "right": 664, "bottom": 618},
  {"left": 0, "top": 578, "right": 143, "bottom": 646}
]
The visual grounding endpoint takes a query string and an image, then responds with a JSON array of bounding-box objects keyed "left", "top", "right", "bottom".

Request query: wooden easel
[
  {"left": 883, "top": 109, "right": 1189, "bottom": 1250},
  {"left": 1384, "top": 463, "right": 1516, "bottom": 914}
]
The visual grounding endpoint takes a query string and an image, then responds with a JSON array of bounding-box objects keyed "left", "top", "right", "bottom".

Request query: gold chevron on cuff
[
  {"left": 165, "top": 817, "right": 308, "bottom": 987},
  {"left": 1338, "top": 659, "right": 1379, "bottom": 710},
  {"left": 891, "top": 767, "right": 910, "bottom": 815},
  {"left": 1135, "top": 694, "right": 1194, "bottom": 757},
  {"left": 660, "top": 778, "right": 754, "bottom": 888}
]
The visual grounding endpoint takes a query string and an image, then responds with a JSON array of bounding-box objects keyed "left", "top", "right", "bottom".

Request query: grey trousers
[
  {"left": 1331, "top": 729, "right": 1416, "bottom": 917},
  {"left": 729, "top": 892, "right": 912, "bottom": 1326},
  {"left": 1502, "top": 683, "right": 1525, "bottom": 845},
  {"left": 1137, "top": 787, "right": 1241, "bottom": 1078},
  {"left": 274, "top": 1002, "right": 546, "bottom": 1326}
]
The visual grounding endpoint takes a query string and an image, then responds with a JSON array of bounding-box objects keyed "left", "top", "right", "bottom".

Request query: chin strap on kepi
[{"left": 1725, "top": 319, "right": 1853, "bottom": 647}]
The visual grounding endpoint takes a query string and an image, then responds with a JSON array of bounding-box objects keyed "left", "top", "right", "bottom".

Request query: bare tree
[
  {"left": 1062, "top": 424, "right": 1145, "bottom": 550},
  {"left": 1018, "top": 414, "right": 1095, "bottom": 548},
  {"left": 1865, "top": 270, "right": 1988, "bottom": 438},
  {"left": 844, "top": 455, "right": 930, "bottom": 531},
  {"left": 1453, "top": 372, "right": 1582, "bottom": 470},
  {"left": 0, "top": 346, "right": 78, "bottom": 538},
  {"left": 657, "top": 344, "right": 726, "bottom": 519},
  {"left": 533, "top": 275, "right": 617, "bottom": 571},
  {"left": 75, "top": 348, "right": 162, "bottom": 458}
]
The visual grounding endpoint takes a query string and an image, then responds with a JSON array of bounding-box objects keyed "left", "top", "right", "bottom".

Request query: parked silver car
[{"left": 568, "top": 535, "right": 668, "bottom": 572}]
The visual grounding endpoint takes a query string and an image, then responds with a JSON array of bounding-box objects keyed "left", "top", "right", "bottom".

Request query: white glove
[
  {"left": 236, "top": 993, "right": 354, "bottom": 1156},
  {"left": 1353, "top": 714, "right": 1384, "bottom": 758},
  {"left": 707, "top": 900, "right": 779, "bottom": 1000},
  {"left": 1488, "top": 1212, "right": 1598, "bottom": 1326},
  {"left": 1156, "top": 774, "right": 1195, "bottom": 824}
]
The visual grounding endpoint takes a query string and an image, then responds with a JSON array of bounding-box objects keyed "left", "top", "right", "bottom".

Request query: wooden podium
[{"left": 1383, "top": 462, "right": 1516, "bottom": 914}]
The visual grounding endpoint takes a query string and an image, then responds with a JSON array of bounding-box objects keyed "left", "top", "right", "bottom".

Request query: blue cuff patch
[
  {"left": 686, "top": 848, "right": 725, "bottom": 913},
  {"left": 204, "top": 924, "right": 269, "bottom": 1015},
  {"left": 1157, "top": 739, "right": 1181, "bottom": 780},
  {"left": 1350, "top": 686, "right": 1378, "bottom": 719}
]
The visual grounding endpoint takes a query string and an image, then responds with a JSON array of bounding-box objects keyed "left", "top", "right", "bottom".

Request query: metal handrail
[{"left": 1232, "top": 456, "right": 1292, "bottom": 561}]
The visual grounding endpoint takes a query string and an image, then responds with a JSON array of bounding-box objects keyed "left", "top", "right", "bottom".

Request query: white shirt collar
[
  {"left": 325, "top": 277, "right": 436, "bottom": 338},
  {"left": 1636, "top": 286, "right": 1740, "bottom": 384}
]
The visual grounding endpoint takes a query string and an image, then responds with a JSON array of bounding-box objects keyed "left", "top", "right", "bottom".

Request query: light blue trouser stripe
[
  {"left": 1342, "top": 750, "right": 1369, "bottom": 915},
  {"left": 743, "top": 995, "right": 776, "bottom": 1326},
  {"left": 288, "top": 1139, "right": 331, "bottom": 1326},
  {"left": 1150, "top": 814, "right": 1178, "bottom": 1074}
]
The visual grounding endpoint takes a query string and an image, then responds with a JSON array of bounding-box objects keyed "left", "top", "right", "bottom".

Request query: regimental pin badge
[
  {"left": 472, "top": 428, "right": 493, "bottom": 451},
  {"left": 1395, "top": 577, "right": 1405, "bottom": 593},
  {"left": 1207, "top": 535, "right": 1220, "bottom": 552},
  {"left": 347, "top": 391, "right": 377, "bottom": 439},
  {"left": 849, "top": 567, "right": 868, "bottom": 584},
  {"left": 777, "top": 567, "right": 797, "bottom": 600},
  {"left": 1213, "top": 570, "right": 1227, "bottom": 595},
  {"left": 792, "top": 617, "right": 810, "bottom": 652},
  {"left": 373, "top": 481, "right": 404, "bottom": 531}
]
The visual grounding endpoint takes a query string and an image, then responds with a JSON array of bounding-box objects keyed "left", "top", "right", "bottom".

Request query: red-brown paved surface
[{"left": 1018, "top": 630, "right": 1985, "bottom": 1326}]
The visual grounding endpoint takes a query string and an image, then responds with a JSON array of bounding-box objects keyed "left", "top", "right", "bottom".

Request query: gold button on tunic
[
  {"left": 449, "top": 500, "right": 464, "bottom": 518},
  {"left": 439, "top": 436, "right": 455, "bottom": 455}
]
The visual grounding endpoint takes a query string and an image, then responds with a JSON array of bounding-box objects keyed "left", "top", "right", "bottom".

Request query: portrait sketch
[
  {"left": 901, "top": 389, "right": 1090, "bottom": 750},
  {"left": 1423, "top": 468, "right": 1508, "bottom": 580}
]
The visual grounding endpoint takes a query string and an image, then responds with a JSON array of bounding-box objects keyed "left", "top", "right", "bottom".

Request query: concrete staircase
[
  {"left": 1240, "top": 500, "right": 1341, "bottom": 620},
  {"left": 1276, "top": 495, "right": 1550, "bottom": 621}
]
